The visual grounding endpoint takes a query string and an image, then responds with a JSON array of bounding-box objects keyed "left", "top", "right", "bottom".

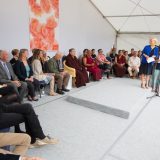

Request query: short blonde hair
[{"left": 150, "top": 38, "right": 158, "bottom": 45}]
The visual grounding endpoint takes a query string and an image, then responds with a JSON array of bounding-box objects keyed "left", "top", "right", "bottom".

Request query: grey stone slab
[
  {"left": 66, "top": 78, "right": 151, "bottom": 119},
  {"left": 67, "top": 95, "right": 129, "bottom": 119},
  {"left": 26, "top": 79, "right": 153, "bottom": 160},
  {"left": 108, "top": 97, "right": 160, "bottom": 160}
]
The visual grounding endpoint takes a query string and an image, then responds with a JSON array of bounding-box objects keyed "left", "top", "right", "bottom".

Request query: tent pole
[
  {"left": 119, "top": 32, "right": 160, "bottom": 35},
  {"left": 114, "top": 31, "right": 118, "bottom": 50}
]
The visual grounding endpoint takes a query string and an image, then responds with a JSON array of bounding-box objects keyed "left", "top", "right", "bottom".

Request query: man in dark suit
[
  {"left": 0, "top": 153, "right": 44, "bottom": 160},
  {"left": 0, "top": 50, "right": 27, "bottom": 102}
]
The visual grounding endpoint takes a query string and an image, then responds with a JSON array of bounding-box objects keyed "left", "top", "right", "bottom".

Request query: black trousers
[
  {"left": 26, "top": 80, "right": 36, "bottom": 98},
  {"left": 98, "top": 64, "right": 111, "bottom": 77},
  {"left": 0, "top": 103, "right": 45, "bottom": 143},
  {"left": 0, "top": 153, "right": 20, "bottom": 160}
]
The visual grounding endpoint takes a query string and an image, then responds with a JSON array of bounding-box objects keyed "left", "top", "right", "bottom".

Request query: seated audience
[
  {"left": 32, "top": 49, "right": 56, "bottom": 96},
  {"left": 97, "top": 49, "right": 111, "bottom": 79},
  {"left": 0, "top": 102, "right": 59, "bottom": 147},
  {"left": 113, "top": 50, "right": 126, "bottom": 77},
  {"left": 81, "top": 49, "right": 88, "bottom": 65},
  {"left": 65, "top": 48, "right": 89, "bottom": 87},
  {"left": 0, "top": 50, "right": 27, "bottom": 102},
  {"left": 128, "top": 48, "right": 134, "bottom": 57},
  {"left": 48, "top": 52, "right": 70, "bottom": 94},
  {"left": 108, "top": 47, "right": 117, "bottom": 63},
  {"left": 14, "top": 49, "right": 38, "bottom": 101},
  {"left": 10, "top": 49, "right": 19, "bottom": 67},
  {"left": 28, "top": 48, "right": 37, "bottom": 65},
  {"left": 128, "top": 51, "right": 140, "bottom": 78},
  {"left": 123, "top": 50, "right": 129, "bottom": 74},
  {"left": 83, "top": 49, "right": 102, "bottom": 81},
  {"left": 91, "top": 49, "right": 96, "bottom": 59},
  {"left": 137, "top": 50, "right": 142, "bottom": 58},
  {"left": 0, "top": 133, "right": 30, "bottom": 156},
  {"left": 42, "top": 50, "right": 50, "bottom": 61},
  {"left": 123, "top": 51, "right": 129, "bottom": 63}
]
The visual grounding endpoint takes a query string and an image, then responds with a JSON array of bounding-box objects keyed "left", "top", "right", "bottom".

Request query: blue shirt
[
  {"left": 141, "top": 45, "right": 159, "bottom": 64},
  {"left": 25, "top": 64, "right": 30, "bottom": 78}
]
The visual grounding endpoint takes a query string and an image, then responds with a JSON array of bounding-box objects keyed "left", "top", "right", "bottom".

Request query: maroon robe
[
  {"left": 65, "top": 54, "right": 89, "bottom": 87},
  {"left": 113, "top": 55, "right": 126, "bottom": 77},
  {"left": 85, "top": 57, "right": 102, "bottom": 81}
]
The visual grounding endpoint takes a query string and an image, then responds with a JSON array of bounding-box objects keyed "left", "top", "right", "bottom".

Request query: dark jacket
[
  {"left": 14, "top": 60, "right": 33, "bottom": 81},
  {"left": 0, "top": 153, "right": 20, "bottom": 160},
  {"left": 10, "top": 58, "right": 18, "bottom": 66}
]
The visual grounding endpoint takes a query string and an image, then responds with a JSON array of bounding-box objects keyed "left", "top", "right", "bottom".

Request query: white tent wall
[
  {"left": 59, "top": 0, "right": 116, "bottom": 56},
  {"left": 0, "top": 0, "right": 116, "bottom": 58},
  {"left": 117, "top": 34, "right": 160, "bottom": 52},
  {"left": 0, "top": 0, "right": 30, "bottom": 56}
]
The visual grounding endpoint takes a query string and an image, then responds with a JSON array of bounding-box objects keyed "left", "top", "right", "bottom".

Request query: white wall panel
[
  {"left": 0, "top": 0, "right": 116, "bottom": 58},
  {"left": 59, "top": 0, "right": 116, "bottom": 55}
]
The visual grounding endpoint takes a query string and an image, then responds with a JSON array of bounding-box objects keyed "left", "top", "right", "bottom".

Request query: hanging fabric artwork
[{"left": 28, "top": 0, "right": 59, "bottom": 51}]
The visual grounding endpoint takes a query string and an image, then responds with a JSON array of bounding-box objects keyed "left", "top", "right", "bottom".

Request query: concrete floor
[{"left": 26, "top": 78, "right": 159, "bottom": 160}]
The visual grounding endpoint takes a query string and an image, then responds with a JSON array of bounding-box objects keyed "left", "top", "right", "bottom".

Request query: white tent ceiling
[{"left": 90, "top": 0, "right": 160, "bottom": 34}]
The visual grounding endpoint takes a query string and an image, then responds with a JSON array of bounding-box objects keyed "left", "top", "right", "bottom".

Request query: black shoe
[
  {"left": 56, "top": 89, "right": 65, "bottom": 95},
  {"left": 62, "top": 88, "right": 70, "bottom": 92}
]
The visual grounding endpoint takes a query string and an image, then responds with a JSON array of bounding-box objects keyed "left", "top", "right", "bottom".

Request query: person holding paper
[{"left": 139, "top": 38, "right": 159, "bottom": 88}]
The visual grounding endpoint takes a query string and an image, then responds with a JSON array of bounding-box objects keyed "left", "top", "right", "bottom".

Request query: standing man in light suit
[{"left": 0, "top": 50, "right": 27, "bottom": 102}]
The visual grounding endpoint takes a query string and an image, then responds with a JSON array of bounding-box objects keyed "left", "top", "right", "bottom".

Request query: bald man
[{"left": 48, "top": 52, "right": 70, "bottom": 94}]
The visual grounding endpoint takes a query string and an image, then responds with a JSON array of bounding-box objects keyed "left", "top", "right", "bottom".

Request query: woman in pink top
[
  {"left": 97, "top": 49, "right": 111, "bottom": 78},
  {"left": 83, "top": 49, "right": 102, "bottom": 81}
]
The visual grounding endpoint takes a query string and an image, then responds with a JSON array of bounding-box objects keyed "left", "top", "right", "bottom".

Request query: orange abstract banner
[{"left": 28, "top": 0, "right": 59, "bottom": 51}]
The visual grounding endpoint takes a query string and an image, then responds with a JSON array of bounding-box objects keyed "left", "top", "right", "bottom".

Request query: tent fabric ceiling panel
[
  {"left": 91, "top": 0, "right": 137, "bottom": 16},
  {"left": 90, "top": 0, "right": 160, "bottom": 33},
  {"left": 108, "top": 16, "right": 160, "bottom": 32},
  {"left": 140, "top": 1, "right": 160, "bottom": 14}
]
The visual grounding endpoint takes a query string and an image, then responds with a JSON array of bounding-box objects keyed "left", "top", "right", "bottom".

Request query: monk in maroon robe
[
  {"left": 113, "top": 50, "right": 126, "bottom": 77},
  {"left": 65, "top": 48, "right": 89, "bottom": 88}
]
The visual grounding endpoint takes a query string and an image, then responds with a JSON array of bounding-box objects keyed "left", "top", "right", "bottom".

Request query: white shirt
[{"left": 128, "top": 56, "right": 140, "bottom": 67}]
